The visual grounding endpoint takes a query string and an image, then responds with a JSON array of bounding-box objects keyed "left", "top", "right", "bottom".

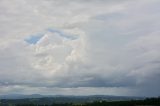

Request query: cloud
[{"left": 0, "top": 0, "right": 160, "bottom": 97}]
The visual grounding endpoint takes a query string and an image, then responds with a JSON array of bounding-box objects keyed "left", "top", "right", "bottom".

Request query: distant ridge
[
  {"left": 0, "top": 94, "right": 145, "bottom": 100},
  {"left": 0, "top": 94, "right": 44, "bottom": 99}
]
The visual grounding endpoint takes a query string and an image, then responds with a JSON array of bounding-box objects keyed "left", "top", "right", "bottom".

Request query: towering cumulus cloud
[{"left": 0, "top": 0, "right": 160, "bottom": 96}]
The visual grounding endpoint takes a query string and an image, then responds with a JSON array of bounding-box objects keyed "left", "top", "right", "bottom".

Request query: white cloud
[{"left": 0, "top": 0, "right": 160, "bottom": 97}]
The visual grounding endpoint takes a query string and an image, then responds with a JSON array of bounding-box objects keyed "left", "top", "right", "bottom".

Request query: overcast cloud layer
[{"left": 0, "top": 0, "right": 160, "bottom": 97}]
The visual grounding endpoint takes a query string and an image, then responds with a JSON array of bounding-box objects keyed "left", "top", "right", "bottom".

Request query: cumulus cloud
[{"left": 0, "top": 0, "right": 160, "bottom": 97}]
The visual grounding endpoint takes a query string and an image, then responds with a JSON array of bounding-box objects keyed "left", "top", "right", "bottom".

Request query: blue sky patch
[
  {"left": 47, "top": 28, "right": 77, "bottom": 40},
  {"left": 25, "top": 34, "right": 44, "bottom": 44},
  {"left": 25, "top": 28, "right": 77, "bottom": 44}
]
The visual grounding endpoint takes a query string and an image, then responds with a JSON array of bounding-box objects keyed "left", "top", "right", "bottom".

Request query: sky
[{"left": 0, "top": 0, "right": 160, "bottom": 97}]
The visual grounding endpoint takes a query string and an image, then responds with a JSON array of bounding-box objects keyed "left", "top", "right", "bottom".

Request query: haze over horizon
[{"left": 0, "top": 0, "right": 160, "bottom": 97}]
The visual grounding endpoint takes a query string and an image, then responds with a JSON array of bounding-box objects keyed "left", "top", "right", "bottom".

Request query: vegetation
[{"left": 0, "top": 97, "right": 159, "bottom": 106}]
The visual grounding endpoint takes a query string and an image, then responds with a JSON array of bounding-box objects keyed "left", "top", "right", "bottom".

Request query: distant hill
[
  {"left": 0, "top": 94, "right": 145, "bottom": 105},
  {"left": 0, "top": 94, "right": 144, "bottom": 100},
  {"left": 0, "top": 94, "right": 45, "bottom": 99}
]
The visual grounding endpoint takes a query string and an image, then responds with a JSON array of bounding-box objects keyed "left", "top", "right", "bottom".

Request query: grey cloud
[{"left": 0, "top": 0, "right": 160, "bottom": 97}]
